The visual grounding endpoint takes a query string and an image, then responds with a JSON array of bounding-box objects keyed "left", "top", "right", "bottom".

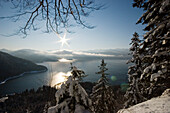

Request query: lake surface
[{"left": 0, "top": 59, "right": 129, "bottom": 95}]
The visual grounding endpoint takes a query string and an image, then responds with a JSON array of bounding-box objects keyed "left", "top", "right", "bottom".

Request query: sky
[{"left": 0, "top": 0, "right": 145, "bottom": 51}]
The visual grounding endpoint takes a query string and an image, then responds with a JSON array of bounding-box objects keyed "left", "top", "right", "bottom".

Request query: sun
[{"left": 58, "top": 31, "right": 70, "bottom": 47}]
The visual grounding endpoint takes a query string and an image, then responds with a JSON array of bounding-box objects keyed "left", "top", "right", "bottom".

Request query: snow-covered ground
[{"left": 118, "top": 89, "right": 170, "bottom": 113}]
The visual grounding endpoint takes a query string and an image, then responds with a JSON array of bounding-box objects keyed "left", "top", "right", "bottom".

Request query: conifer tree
[
  {"left": 48, "top": 66, "right": 92, "bottom": 113},
  {"left": 91, "top": 59, "right": 116, "bottom": 113},
  {"left": 124, "top": 32, "right": 145, "bottom": 108},
  {"left": 132, "top": 0, "right": 170, "bottom": 99}
]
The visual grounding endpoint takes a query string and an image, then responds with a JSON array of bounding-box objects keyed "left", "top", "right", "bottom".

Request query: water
[{"left": 0, "top": 59, "right": 129, "bottom": 95}]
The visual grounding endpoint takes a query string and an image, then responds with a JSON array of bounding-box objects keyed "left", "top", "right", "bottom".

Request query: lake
[{"left": 0, "top": 59, "right": 129, "bottom": 95}]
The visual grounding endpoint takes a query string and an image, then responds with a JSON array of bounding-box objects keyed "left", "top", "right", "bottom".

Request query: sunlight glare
[
  {"left": 59, "top": 58, "right": 73, "bottom": 62},
  {"left": 58, "top": 31, "right": 70, "bottom": 47},
  {"left": 51, "top": 72, "right": 71, "bottom": 89}
]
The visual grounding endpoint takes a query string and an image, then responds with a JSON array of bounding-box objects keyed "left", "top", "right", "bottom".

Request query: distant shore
[{"left": 0, "top": 69, "right": 47, "bottom": 85}]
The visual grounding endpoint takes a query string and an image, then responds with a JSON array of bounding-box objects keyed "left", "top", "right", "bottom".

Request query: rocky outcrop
[{"left": 118, "top": 89, "right": 170, "bottom": 113}]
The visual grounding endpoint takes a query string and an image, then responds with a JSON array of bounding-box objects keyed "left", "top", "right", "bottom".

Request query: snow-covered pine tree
[
  {"left": 124, "top": 32, "right": 145, "bottom": 108},
  {"left": 48, "top": 66, "right": 92, "bottom": 113},
  {"left": 133, "top": 0, "right": 170, "bottom": 99},
  {"left": 91, "top": 59, "right": 116, "bottom": 113},
  {"left": 70, "top": 63, "right": 87, "bottom": 81}
]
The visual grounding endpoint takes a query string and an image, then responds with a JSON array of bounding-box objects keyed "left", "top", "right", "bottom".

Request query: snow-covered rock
[
  {"left": 118, "top": 89, "right": 170, "bottom": 113},
  {"left": 0, "top": 97, "right": 8, "bottom": 102}
]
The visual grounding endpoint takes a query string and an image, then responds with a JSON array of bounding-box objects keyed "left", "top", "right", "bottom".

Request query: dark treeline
[
  {"left": 0, "top": 86, "right": 56, "bottom": 113},
  {"left": 0, "top": 83, "right": 125, "bottom": 113}
]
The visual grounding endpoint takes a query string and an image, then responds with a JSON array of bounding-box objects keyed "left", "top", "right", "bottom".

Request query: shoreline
[{"left": 0, "top": 69, "right": 47, "bottom": 85}]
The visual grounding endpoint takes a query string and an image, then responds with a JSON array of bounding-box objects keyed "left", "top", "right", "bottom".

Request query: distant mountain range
[
  {"left": 0, "top": 49, "right": 59, "bottom": 63},
  {"left": 0, "top": 51, "right": 47, "bottom": 83},
  {"left": 51, "top": 49, "right": 130, "bottom": 61},
  {"left": 0, "top": 48, "right": 130, "bottom": 62}
]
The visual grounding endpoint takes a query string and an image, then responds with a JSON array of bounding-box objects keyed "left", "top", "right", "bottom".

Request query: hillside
[{"left": 0, "top": 51, "right": 47, "bottom": 82}]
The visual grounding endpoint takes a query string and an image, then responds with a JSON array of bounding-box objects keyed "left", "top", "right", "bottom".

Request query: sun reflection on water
[
  {"left": 51, "top": 71, "right": 71, "bottom": 89},
  {"left": 58, "top": 58, "right": 75, "bottom": 63}
]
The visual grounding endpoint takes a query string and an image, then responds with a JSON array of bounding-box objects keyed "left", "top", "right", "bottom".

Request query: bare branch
[{"left": 0, "top": 0, "right": 102, "bottom": 37}]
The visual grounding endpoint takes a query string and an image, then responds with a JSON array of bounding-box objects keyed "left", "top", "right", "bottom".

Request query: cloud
[{"left": 73, "top": 51, "right": 115, "bottom": 57}]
